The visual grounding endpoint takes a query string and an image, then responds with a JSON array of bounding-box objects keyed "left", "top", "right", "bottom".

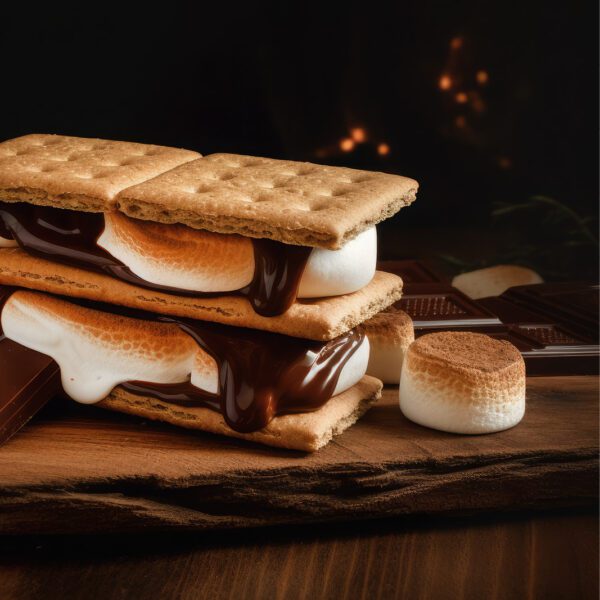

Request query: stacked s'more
[{"left": 0, "top": 134, "right": 417, "bottom": 451}]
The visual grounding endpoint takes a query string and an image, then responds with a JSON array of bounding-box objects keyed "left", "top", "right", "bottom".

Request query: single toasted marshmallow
[
  {"left": 360, "top": 308, "right": 414, "bottom": 384},
  {"left": 0, "top": 236, "right": 17, "bottom": 248},
  {"left": 399, "top": 332, "right": 526, "bottom": 434},
  {"left": 452, "top": 265, "right": 543, "bottom": 299},
  {"left": 298, "top": 227, "right": 377, "bottom": 297},
  {"left": 98, "top": 212, "right": 377, "bottom": 298},
  {"left": 1, "top": 291, "right": 202, "bottom": 403},
  {"left": 98, "top": 212, "right": 255, "bottom": 292}
]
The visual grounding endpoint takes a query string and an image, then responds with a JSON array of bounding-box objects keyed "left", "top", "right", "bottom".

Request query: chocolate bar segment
[
  {"left": 0, "top": 286, "right": 61, "bottom": 444},
  {"left": 378, "top": 259, "right": 449, "bottom": 288},
  {"left": 0, "top": 336, "right": 60, "bottom": 445},
  {"left": 395, "top": 284, "right": 502, "bottom": 328}
]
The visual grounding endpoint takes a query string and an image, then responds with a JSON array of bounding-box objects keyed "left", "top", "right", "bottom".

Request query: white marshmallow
[
  {"left": 0, "top": 236, "right": 17, "bottom": 248},
  {"left": 452, "top": 265, "right": 543, "bottom": 299},
  {"left": 399, "top": 332, "right": 526, "bottom": 434},
  {"left": 98, "top": 212, "right": 377, "bottom": 298},
  {"left": 298, "top": 227, "right": 377, "bottom": 298},
  {"left": 332, "top": 336, "right": 369, "bottom": 396}
]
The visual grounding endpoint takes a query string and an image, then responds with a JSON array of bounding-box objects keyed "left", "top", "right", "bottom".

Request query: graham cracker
[
  {"left": 116, "top": 153, "right": 418, "bottom": 249},
  {"left": 100, "top": 375, "right": 382, "bottom": 452},
  {"left": 0, "top": 134, "right": 200, "bottom": 212},
  {"left": 0, "top": 248, "right": 403, "bottom": 340}
]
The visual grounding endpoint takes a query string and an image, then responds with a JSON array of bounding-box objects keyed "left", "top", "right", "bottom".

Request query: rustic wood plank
[
  {"left": 0, "top": 512, "right": 597, "bottom": 600},
  {"left": 0, "top": 376, "right": 597, "bottom": 535}
]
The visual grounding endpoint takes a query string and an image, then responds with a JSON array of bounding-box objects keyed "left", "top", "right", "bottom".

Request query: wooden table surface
[
  {"left": 0, "top": 377, "right": 597, "bottom": 598},
  {"left": 0, "top": 509, "right": 597, "bottom": 600},
  {"left": 1, "top": 377, "right": 597, "bottom": 535}
]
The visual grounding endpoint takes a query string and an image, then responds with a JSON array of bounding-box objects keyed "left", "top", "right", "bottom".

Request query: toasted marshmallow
[
  {"left": 0, "top": 236, "right": 17, "bottom": 248},
  {"left": 98, "top": 212, "right": 377, "bottom": 298},
  {"left": 452, "top": 265, "right": 543, "bottom": 299},
  {"left": 98, "top": 212, "right": 255, "bottom": 292},
  {"left": 191, "top": 350, "right": 219, "bottom": 395},
  {"left": 360, "top": 308, "right": 414, "bottom": 384},
  {"left": 1, "top": 290, "right": 368, "bottom": 405},
  {"left": 1, "top": 290, "right": 204, "bottom": 403},
  {"left": 298, "top": 227, "right": 377, "bottom": 297},
  {"left": 399, "top": 332, "right": 526, "bottom": 434}
]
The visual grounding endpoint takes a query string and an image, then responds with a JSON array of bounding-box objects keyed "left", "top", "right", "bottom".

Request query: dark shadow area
[
  {"left": 0, "top": 507, "right": 596, "bottom": 563},
  {"left": 0, "top": 1, "right": 597, "bottom": 277}
]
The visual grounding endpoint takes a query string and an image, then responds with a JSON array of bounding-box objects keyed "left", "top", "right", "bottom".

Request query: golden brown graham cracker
[
  {"left": 100, "top": 376, "right": 382, "bottom": 452},
  {"left": 0, "top": 248, "right": 403, "bottom": 340},
  {"left": 116, "top": 153, "right": 418, "bottom": 249},
  {"left": 0, "top": 134, "right": 200, "bottom": 212}
]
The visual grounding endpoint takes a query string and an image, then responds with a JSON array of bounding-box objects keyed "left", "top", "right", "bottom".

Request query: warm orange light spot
[
  {"left": 450, "top": 37, "right": 463, "bottom": 50},
  {"left": 351, "top": 127, "right": 366, "bottom": 143},
  {"left": 377, "top": 143, "right": 390, "bottom": 156},
  {"left": 476, "top": 70, "right": 489, "bottom": 85},
  {"left": 455, "top": 115, "right": 466, "bottom": 128},
  {"left": 455, "top": 92, "right": 468, "bottom": 104},
  {"left": 340, "top": 138, "right": 355, "bottom": 152},
  {"left": 439, "top": 75, "right": 452, "bottom": 90},
  {"left": 498, "top": 157, "right": 512, "bottom": 169}
]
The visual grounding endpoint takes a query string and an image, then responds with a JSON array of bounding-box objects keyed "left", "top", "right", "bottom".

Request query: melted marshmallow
[
  {"left": 1, "top": 292, "right": 201, "bottom": 403},
  {"left": 1, "top": 291, "right": 369, "bottom": 405},
  {"left": 98, "top": 212, "right": 377, "bottom": 298}
]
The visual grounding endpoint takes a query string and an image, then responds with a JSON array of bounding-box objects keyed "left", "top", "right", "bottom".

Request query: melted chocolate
[
  {"left": 0, "top": 286, "right": 364, "bottom": 433},
  {"left": 0, "top": 202, "right": 311, "bottom": 317},
  {"left": 125, "top": 322, "right": 363, "bottom": 432}
]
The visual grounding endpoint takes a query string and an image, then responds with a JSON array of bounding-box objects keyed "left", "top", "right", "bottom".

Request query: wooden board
[{"left": 0, "top": 376, "right": 597, "bottom": 535}]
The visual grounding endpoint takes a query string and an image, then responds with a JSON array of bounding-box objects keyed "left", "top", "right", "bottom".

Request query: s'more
[{"left": 0, "top": 134, "right": 418, "bottom": 451}]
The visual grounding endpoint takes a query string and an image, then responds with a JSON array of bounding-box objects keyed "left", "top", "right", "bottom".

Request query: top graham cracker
[
  {"left": 0, "top": 134, "right": 200, "bottom": 212},
  {"left": 116, "top": 153, "right": 419, "bottom": 249}
]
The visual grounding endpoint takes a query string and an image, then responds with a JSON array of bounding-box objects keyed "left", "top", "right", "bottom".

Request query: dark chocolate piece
[
  {"left": 0, "top": 202, "right": 311, "bottom": 317},
  {"left": 0, "top": 288, "right": 61, "bottom": 445},
  {"left": 492, "top": 283, "right": 599, "bottom": 342},
  {"left": 377, "top": 259, "right": 449, "bottom": 289},
  {"left": 395, "top": 284, "right": 502, "bottom": 328}
]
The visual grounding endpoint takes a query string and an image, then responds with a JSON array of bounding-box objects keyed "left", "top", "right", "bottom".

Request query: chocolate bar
[
  {"left": 395, "top": 284, "right": 502, "bottom": 329},
  {"left": 0, "top": 287, "right": 61, "bottom": 445},
  {"left": 377, "top": 259, "right": 449, "bottom": 289},
  {"left": 0, "top": 336, "right": 60, "bottom": 445},
  {"left": 483, "top": 283, "right": 599, "bottom": 342},
  {"left": 380, "top": 260, "right": 599, "bottom": 376}
]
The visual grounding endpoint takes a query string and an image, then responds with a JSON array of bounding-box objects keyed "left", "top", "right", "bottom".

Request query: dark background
[{"left": 1, "top": 1, "right": 597, "bottom": 278}]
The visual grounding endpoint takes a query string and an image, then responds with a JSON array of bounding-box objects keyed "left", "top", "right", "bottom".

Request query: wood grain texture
[
  {"left": 0, "top": 377, "right": 597, "bottom": 535},
  {"left": 0, "top": 511, "right": 597, "bottom": 600}
]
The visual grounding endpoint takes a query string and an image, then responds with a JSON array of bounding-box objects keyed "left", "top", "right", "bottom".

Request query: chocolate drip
[
  {"left": 0, "top": 286, "right": 364, "bottom": 433},
  {"left": 126, "top": 321, "right": 363, "bottom": 432},
  {"left": 0, "top": 202, "right": 311, "bottom": 317}
]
